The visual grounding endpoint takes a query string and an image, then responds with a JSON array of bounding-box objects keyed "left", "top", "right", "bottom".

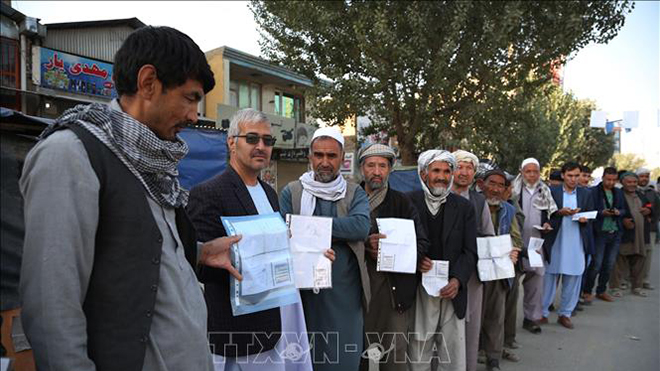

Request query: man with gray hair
[
  {"left": 636, "top": 167, "right": 660, "bottom": 290},
  {"left": 511, "top": 158, "right": 556, "bottom": 334},
  {"left": 358, "top": 143, "right": 429, "bottom": 371},
  {"left": 407, "top": 150, "right": 478, "bottom": 371},
  {"left": 279, "top": 127, "right": 370, "bottom": 371},
  {"left": 451, "top": 149, "right": 495, "bottom": 371},
  {"left": 188, "top": 108, "right": 315, "bottom": 370}
]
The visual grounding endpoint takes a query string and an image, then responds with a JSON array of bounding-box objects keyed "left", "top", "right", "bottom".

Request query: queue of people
[{"left": 5, "top": 25, "right": 659, "bottom": 371}]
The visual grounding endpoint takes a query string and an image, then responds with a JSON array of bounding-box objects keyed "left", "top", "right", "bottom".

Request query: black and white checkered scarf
[{"left": 40, "top": 101, "right": 189, "bottom": 208}]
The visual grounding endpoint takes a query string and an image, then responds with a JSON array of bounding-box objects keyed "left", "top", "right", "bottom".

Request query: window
[
  {"left": 0, "top": 37, "right": 20, "bottom": 110},
  {"left": 229, "top": 80, "right": 261, "bottom": 110},
  {"left": 274, "top": 91, "right": 304, "bottom": 123}
]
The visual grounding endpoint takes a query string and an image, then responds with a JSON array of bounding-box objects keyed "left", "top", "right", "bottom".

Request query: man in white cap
[
  {"left": 636, "top": 167, "right": 660, "bottom": 290},
  {"left": 358, "top": 143, "right": 429, "bottom": 371},
  {"left": 279, "top": 127, "right": 371, "bottom": 371},
  {"left": 511, "top": 158, "right": 556, "bottom": 334},
  {"left": 407, "top": 150, "right": 478, "bottom": 371},
  {"left": 451, "top": 150, "right": 494, "bottom": 371}
]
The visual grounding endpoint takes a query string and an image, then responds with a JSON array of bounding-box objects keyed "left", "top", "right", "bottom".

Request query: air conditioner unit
[{"left": 20, "top": 17, "right": 38, "bottom": 36}]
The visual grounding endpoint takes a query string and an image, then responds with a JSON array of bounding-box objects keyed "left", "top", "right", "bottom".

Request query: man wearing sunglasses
[{"left": 188, "top": 108, "right": 317, "bottom": 370}]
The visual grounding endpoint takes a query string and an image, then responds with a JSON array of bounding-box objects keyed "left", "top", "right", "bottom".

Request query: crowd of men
[{"left": 2, "top": 26, "right": 659, "bottom": 371}]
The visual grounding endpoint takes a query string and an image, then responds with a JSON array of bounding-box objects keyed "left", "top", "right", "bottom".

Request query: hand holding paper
[
  {"left": 476, "top": 235, "right": 515, "bottom": 281},
  {"left": 527, "top": 237, "right": 545, "bottom": 268},
  {"left": 422, "top": 260, "right": 449, "bottom": 297},
  {"left": 287, "top": 214, "right": 333, "bottom": 290},
  {"left": 376, "top": 218, "right": 417, "bottom": 274},
  {"left": 572, "top": 211, "right": 597, "bottom": 221}
]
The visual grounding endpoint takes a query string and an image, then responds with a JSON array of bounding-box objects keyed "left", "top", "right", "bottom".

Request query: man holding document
[
  {"left": 407, "top": 150, "right": 478, "bottom": 371},
  {"left": 540, "top": 162, "right": 594, "bottom": 330},
  {"left": 478, "top": 169, "right": 522, "bottom": 371},
  {"left": 510, "top": 158, "right": 557, "bottom": 334},
  {"left": 188, "top": 109, "right": 325, "bottom": 370},
  {"left": 357, "top": 144, "right": 429, "bottom": 371},
  {"left": 279, "top": 127, "right": 370, "bottom": 371}
]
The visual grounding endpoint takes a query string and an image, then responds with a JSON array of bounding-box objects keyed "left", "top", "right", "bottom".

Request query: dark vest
[{"left": 66, "top": 125, "right": 197, "bottom": 371}]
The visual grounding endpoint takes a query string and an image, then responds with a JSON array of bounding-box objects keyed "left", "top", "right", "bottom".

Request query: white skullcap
[
  {"left": 453, "top": 150, "right": 479, "bottom": 169},
  {"left": 636, "top": 167, "right": 651, "bottom": 175},
  {"left": 312, "top": 126, "right": 344, "bottom": 148},
  {"left": 521, "top": 157, "right": 540, "bottom": 170}
]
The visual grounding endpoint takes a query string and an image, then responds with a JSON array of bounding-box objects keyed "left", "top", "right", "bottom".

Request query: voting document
[
  {"left": 572, "top": 211, "right": 598, "bottom": 221},
  {"left": 221, "top": 213, "right": 300, "bottom": 316},
  {"left": 286, "top": 214, "right": 333, "bottom": 290},
  {"left": 376, "top": 218, "right": 417, "bottom": 274},
  {"left": 422, "top": 260, "right": 449, "bottom": 297},
  {"left": 527, "top": 237, "right": 545, "bottom": 268},
  {"left": 476, "top": 235, "right": 515, "bottom": 281}
]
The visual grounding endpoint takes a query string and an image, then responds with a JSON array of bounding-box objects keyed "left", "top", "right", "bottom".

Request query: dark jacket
[
  {"left": 187, "top": 165, "right": 282, "bottom": 357},
  {"left": 591, "top": 182, "right": 628, "bottom": 236},
  {"left": 68, "top": 126, "right": 198, "bottom": 371},
  {"left": 408, "top": 191, "right": 478, "bottom": 319},
  {"left": 363, "top": 184, "right": 429, "bottom": 313},
  {"left": 542, "top": 185, "right": 594, "bottom": 263}
]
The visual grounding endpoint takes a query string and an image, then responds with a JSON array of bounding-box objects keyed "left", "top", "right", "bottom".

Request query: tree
[
  {"left": 251, "top": 0, "right": 632, "bottom": 165},
  {"left": 610, "top": 153, "right": 647, "bottom": 172}
]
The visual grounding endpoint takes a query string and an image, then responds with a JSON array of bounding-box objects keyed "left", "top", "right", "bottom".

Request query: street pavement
[{"left": 486, "top": 243, "right": 660, "bottom": 371}]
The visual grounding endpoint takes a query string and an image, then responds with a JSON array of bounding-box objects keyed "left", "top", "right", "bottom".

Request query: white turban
[
  {"left": 453, "top": 150, "right": 479, "bottom": 169},
  {"left": 312, "top": 126, "right": 344, "bottom": 148},
  {"left": 636, "top": 167, "right": 650, "bottom": 176},
  {"left": 520, "top": 157, "right": 540, "bottom": 170},
  {"left": 417, "top": 150, "right": 456, "bottom": 215}
]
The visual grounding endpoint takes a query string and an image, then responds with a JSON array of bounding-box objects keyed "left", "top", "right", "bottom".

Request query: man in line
[
  {"left": 610, "top": 172, "right": 654, "bottom": 297},
  {"left": 20, "top": 26, "right": 241, "bottom": 371},
  {"left": 582, "top": 167, "right": 627, "bottom": 303},
  {"left": 358, "top": 144, "right": 429, "bottom": 371},
  {"left": 511, "top": 158, "right": 556, "bottom": 334},
  {"left": 280, "top": 127, "right": 371, "bottom": 371},
  {"left": 188, "top": 109, "right": 318, "bottom": 370},
  {"left": 451, "top": 150, "right": 495, "bottom": 371},
  {"left": 579, "top": 165, "right": 592, "bottom": 188},
  {"left": 479, "top": 170, "right": 521, "bottom": 371},
  {"left": 541, "top": 162, "right": 594, "bottom": 329},
  {"left": 407, "top": 150, "right": 478, "bottom": 371},
  {"left": 637, "top": 168, "right": 660, "bottom": 290}
]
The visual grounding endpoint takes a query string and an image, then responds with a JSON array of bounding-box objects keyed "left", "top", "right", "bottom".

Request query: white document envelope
[
  {"left": 376, "top": 218, "right": 417, "bottom": 274},
  {"left": 572, "top": 211, "right": 597, "bottom": 221},
  {"left": 422, "top": 260, "right": 449, "bottom": 297},
  {"left": 476, "top": 235, "right": 515, "bottom": 281},
  {"left": 287, "top": 214, "right": 333, "bottom": 289},
  {"left": 225, "top": 214, "right": 294, "bottom": 297},
  {"left": 527, "top": 237, "right": 545, "bottom": 268}
]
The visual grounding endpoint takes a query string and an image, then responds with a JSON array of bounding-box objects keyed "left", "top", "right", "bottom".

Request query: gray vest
[{"left": 287, "top": 180, "right": 371, "bottom": 312}]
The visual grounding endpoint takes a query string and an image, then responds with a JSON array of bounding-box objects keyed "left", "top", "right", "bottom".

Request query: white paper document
[
  {"left": 287, "top": 214, "right": 333, "bottom": 290},
  {"left": 572, "top": 211, "right": 597, "bottom": 221},
  {"left": 476, "top": 235, "right": 515, "bottom": 281},
  {"left": 376, "top": 218, "right": 417, "bottom": 274},
  {"left": 533, "top": 224, "right": 552, "bottom": 231},
  {"left": 527, "top": 237, "right": 545, "bottom": 268},
  {"left": 422, "top": 260, "right": 449, "bottom": 297}
]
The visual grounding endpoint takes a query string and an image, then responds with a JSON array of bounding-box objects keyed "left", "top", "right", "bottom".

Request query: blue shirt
[
  {"left": 247, "top": 182, "right": 274, "bottom": 215},
  {"left": 547, "top": 188, "right": 585, "bottom": 275}
]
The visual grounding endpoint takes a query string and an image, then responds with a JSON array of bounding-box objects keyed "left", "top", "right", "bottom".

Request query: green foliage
[
  {"left": 610, "top": 153, "right": 647, "bottom": 172},
  {"left": 251, "top": 0, "right": 632, "bottom": 165}
]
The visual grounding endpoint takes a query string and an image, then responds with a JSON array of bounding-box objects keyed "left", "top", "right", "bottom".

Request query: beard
[
  {"left": 314, "top": 168, "right": 338, "bottom": 183},
  {"left": 366, "top": 175, "right": 388, "bottom": 191},
  {"left": 430, "top": 185, "right": 448, "bottom": 197},
  {"left": 486, "top": 197, "right": 501, "bottom": 206}
]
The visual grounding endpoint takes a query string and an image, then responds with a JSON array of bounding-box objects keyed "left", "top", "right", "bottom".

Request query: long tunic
[
  {"left": 547, "top": 190, "right": 585, "bottom": 275},
  {"left": 279, "top": 186, "right": 371, "bottom": 371},
  {"left": 620, "top": 192, "right": 646, "bottom": 256},
  {"left": 521, "top": 187, "right": 545, "bottom": 274}
]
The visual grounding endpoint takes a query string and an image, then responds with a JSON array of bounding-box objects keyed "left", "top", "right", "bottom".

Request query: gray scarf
[
  {"left": 512, "top": 174, "right": 558, "bottom": 216},
  {"left": 368, "top": 182, "right": 388, "bottom": 213},
  {"left": 40, "top": 102, "right": 189, "bottom": 208}
]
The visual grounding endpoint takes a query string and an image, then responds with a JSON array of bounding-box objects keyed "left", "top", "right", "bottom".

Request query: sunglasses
[{"left": 233, "top": 133, "right": 277, "bottom": 147}]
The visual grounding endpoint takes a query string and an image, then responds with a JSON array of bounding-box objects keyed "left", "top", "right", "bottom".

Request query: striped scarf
[{"left": 40, "top": 101, "right": 189, "bottom": 208}]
